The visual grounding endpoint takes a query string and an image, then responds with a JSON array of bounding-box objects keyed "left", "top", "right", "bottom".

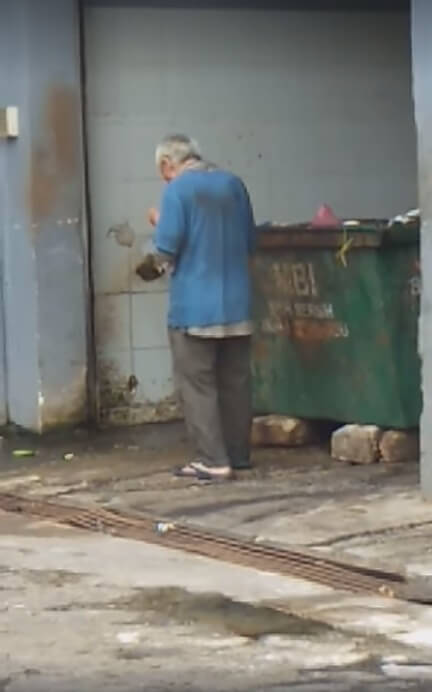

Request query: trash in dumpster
[
  {"left": 335, "top": 227, "right": 354, "bottom": 268},
  {"left": 309, "top": 204, "right": 342, "bottom": 229},
  {"left": 389, "top": 208, "right": 420, "bottom": 227}
]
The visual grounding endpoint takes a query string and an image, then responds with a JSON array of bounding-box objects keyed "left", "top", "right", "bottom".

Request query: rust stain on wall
[
  {"left": 291, "top": 319, "right": 349, "bottom": 342},
  {"left": 252, "top": 339, "right": 269, "bottom": 363},
  {"left": 46, "top": 86, "right": 79, "bottom": 177},
  {"left": 28, "top": 85, "right": 80, "bottom": 222},
  {"left": 376, "top": 330, "right": 390, "bottom": 347},
  {"left": 40, "top": 368, "right": 87, "bottom": 431},
  {"left": 101, "top": 396, "right": 182, "bottom": 427},
  {"left": 95, "top": 298, "right": 123, "bottom": 347},
  {"left": 28, "top": 146, "right": 57, "bottom": 221},
  {"left": 97, "top": 356, "right": 181, "bottom": 425},
  {"left": 98, "top": 358, "right": 132, "bottom": 411}
]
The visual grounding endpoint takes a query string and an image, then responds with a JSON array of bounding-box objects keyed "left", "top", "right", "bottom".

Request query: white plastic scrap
[
  {"left": 116, "top": 631, "right": 141, "bottom": 645},
  {"left": 155, "top": 521, "right": 175, "bottom": 535},
  {"left": 389, "top": 208, "right": 420, "bottom": 226}
]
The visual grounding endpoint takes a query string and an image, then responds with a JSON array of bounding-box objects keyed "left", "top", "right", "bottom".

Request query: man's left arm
[
  {"left": 136, "top": 189, "right": 185, "bottom": 282},
  {"left": 155, "top": 185, "right": 186, "bottom": 259}
]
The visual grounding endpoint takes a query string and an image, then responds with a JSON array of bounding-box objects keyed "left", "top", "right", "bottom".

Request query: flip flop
[
  {"left": 193, "top": 468, "right": 233, "bottom": 483},
  {"left": 173, "top": 464, "right": 200, "bottom": 478},
  {"left": 174, "top": 462, "right": 232, "bottom": 482}
]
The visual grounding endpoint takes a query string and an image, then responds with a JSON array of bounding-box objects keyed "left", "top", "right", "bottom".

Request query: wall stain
[
  {"left": 95, "top": 299, "right": 123, "bottom": 347},
  {"left": 41, "top": 367, "right": 87, "bottom": 431},
  {"left": 28, "top": 85, "right": 80, "bottom": 222},
  {"left": 46, "top": 86, "right": 79, "bottom": 177},
  {"left": 252, "top": 339, "right": 269, "bottom": 363},
  {"left": 101, "top": 397, "right": 181, "bottom": 427},
  {"left": 98, "top": 359, "right": 132, "bottom": 411}
]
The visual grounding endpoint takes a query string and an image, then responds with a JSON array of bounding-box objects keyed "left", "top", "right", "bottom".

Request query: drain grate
[{"left": 0, "top": 492, "right": 408, "bottom": 599}]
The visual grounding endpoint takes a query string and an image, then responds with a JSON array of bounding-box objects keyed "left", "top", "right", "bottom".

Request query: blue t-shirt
[{"left": 155, "top": 169, "right": 256, "bottom": 329}]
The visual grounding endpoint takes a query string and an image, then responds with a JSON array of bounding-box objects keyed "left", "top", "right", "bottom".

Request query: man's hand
[{"left": 148, "top": 207, "right": 160, "bottom": 227}]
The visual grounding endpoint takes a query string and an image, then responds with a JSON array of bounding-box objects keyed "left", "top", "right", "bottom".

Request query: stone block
[
  {"left": 379, "top": 430, "right": 419, "bottom": 463},
  {"left": 251, "top": 415, "right": 316, "bottom": 447},
  {"left": 331, "top": 424, "right": 381, "bottom": 464}
]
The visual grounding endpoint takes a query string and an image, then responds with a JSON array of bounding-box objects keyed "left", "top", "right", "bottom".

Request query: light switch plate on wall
[{"left": 0, "top": 107, "right": 19, "bottom": 138}]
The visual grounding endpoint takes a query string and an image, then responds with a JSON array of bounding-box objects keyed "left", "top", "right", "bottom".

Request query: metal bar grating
[{"left": 0, "top": 492, "right": 408, "bottom": 599}]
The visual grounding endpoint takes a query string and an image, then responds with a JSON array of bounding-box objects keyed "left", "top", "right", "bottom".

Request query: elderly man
[{"left": 149, "top": 134, "right": 256, "bottom": 482}]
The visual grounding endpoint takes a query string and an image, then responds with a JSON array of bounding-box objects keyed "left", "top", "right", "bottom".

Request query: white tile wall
[{"left": 131, "top": 292, "right": 169, "bottom": 350}]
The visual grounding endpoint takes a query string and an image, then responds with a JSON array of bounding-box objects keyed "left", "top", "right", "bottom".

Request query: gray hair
[{"left": 155, "top": 134, "right": 202, "bottom": 168}]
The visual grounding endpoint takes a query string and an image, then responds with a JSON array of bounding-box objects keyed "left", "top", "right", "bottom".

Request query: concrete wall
[
  {"left": 0, "top": 102, "right": 8, "bottom": 425},
  {"left": 87, "top": 5, "right": 417, "bottom": 227},
  {"left": 412, "top": 0, "right": 432, "bottom": 496},
  {"left": 0, "top": 0, "right": 88, "bottom": 431}
]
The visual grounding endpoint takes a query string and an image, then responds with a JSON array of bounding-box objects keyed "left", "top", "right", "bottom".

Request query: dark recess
[{"left": 85, "top": 0, "right": 409, "bottom": 12}]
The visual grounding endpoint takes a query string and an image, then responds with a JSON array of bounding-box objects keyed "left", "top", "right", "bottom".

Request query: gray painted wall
[
  {"left": 87, "top": 6, "right": 417, "bottom": 227},
  {"left": 412, "top": 0, "right": 432, "bottom": 497},
  {"left": 0, "top": 0, "right": 88, "bottom": 431},
  {"left": 0, "top": 104, "right": 8, "bottom": 426}
]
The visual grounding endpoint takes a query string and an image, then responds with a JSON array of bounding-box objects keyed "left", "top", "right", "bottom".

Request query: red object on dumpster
[{"left": 310, "top": 204, "right": 342, "bottom": 229}]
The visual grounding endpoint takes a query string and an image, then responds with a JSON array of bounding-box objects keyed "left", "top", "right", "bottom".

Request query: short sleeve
[{"left": 155, "top": 184, "right": 186, "bottom": 257}]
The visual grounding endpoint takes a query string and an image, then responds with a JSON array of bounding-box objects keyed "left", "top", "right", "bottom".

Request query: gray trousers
[{"left": 169, "top": 330, "right": 252, "bottom": 469}]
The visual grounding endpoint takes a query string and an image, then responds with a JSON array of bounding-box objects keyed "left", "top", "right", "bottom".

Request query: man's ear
[
  {"left": 161, "top": 157, "right": 177, "bottom": 182},
  {"left": 160, "top": 157, "right": 170, "bottom": 180}
]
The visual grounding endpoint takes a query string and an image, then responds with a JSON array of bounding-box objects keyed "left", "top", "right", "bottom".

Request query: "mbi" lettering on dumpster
[{"left": 259, "top": 261, "right": 350, "bottom": 340}]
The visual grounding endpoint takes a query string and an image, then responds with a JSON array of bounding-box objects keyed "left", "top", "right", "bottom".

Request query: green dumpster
[{"left": 252, "top": 220, "right": 421, "bottom": 429}]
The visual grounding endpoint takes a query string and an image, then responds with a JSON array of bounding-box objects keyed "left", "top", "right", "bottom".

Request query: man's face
[{"left": 159, "top": 157, "right": 179, "bottom": 183}]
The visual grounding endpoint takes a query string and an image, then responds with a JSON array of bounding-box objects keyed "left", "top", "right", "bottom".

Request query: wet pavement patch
[
  {"left": 20, "top": 568, "right": 86, "bottom": 587},
  {"left": 115, "top": 647, "right": 154, "bottom": 661},
  {"left": 62, "top": 586, "right": 332, "bottom": 639},
  {"left": 115, "top": 645, "right": 181, "bottom": 661}
]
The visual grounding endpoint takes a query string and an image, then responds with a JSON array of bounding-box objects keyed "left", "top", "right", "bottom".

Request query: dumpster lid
[{"left": 257, "top": 219, "right": 419, "bottom": 250}]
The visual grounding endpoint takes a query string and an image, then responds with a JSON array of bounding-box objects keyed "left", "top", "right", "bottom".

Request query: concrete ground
[
  {"left": 2, "top": 422, "right": 429, "bottom": 575},
  {"left": 1, "top": 423, "right": 432, "bottom": 690}
]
